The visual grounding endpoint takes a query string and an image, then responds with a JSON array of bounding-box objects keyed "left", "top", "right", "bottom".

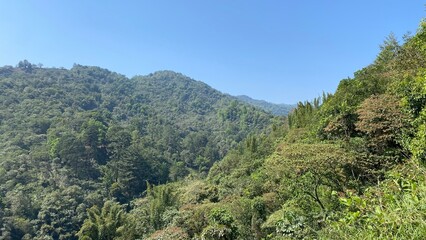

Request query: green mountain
[
  {"left": 0, "top": 63, "right": 274, "bottom": 239},
  {"left": 235, "top": 95, "right": 295, "bottom": 116},
  {"left": 3, "top": 20, "right": 426, "bottom": 240}
]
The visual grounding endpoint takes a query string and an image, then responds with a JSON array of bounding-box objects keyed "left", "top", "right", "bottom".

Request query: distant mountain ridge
[{"left": 235, "top": 95, "right": 295, "bottom": 116}]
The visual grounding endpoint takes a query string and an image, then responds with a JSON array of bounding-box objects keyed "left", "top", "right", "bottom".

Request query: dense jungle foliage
[
  {"left": 2, "top": 19, "right": 426, "bottom": 240},
  {"left": 0, "top": 64, "right": 273, "bottom": 239}
]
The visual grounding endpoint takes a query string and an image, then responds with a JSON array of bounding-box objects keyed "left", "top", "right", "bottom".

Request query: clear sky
[{"left": 0, "top": 1, "right": 424, "bottom": 104}]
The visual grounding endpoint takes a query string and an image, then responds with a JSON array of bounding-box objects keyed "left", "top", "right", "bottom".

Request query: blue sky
[{"left": 0, "top": 1, "right": 424, "bottom": 103}]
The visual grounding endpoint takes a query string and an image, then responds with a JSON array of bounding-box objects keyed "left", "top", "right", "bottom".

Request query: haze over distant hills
[{"left": 235, "top": 95, "right": 295, "bottom": 116}]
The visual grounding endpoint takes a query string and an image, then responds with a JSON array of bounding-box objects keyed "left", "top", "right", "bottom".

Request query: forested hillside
[
  {"left": 235, "top": 95, "right": 295, "bottom": 116},
  {"left": 0, "top": 64, "right": 274, "bottom": 239},
  {"left": 2, "top": 19, "right": 426, "bottom": 240},
  {"left": 68, "top": 21, "right": 426, "bottom": 240}
]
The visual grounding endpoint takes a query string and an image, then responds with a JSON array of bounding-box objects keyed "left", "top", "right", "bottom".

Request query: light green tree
[{"left": 76, "top": 200, "right": 127, "bottom": 240}]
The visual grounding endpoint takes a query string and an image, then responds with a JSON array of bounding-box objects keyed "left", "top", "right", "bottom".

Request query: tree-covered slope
[
  {"left": 0, "top": 63, "right": 274, "bottom": 239},
  {"left": 235, "top": 95, "right": 295, "bottom": 116},
  {"left": 0, "top": 64, "right": 272, "bottom": 169}
]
